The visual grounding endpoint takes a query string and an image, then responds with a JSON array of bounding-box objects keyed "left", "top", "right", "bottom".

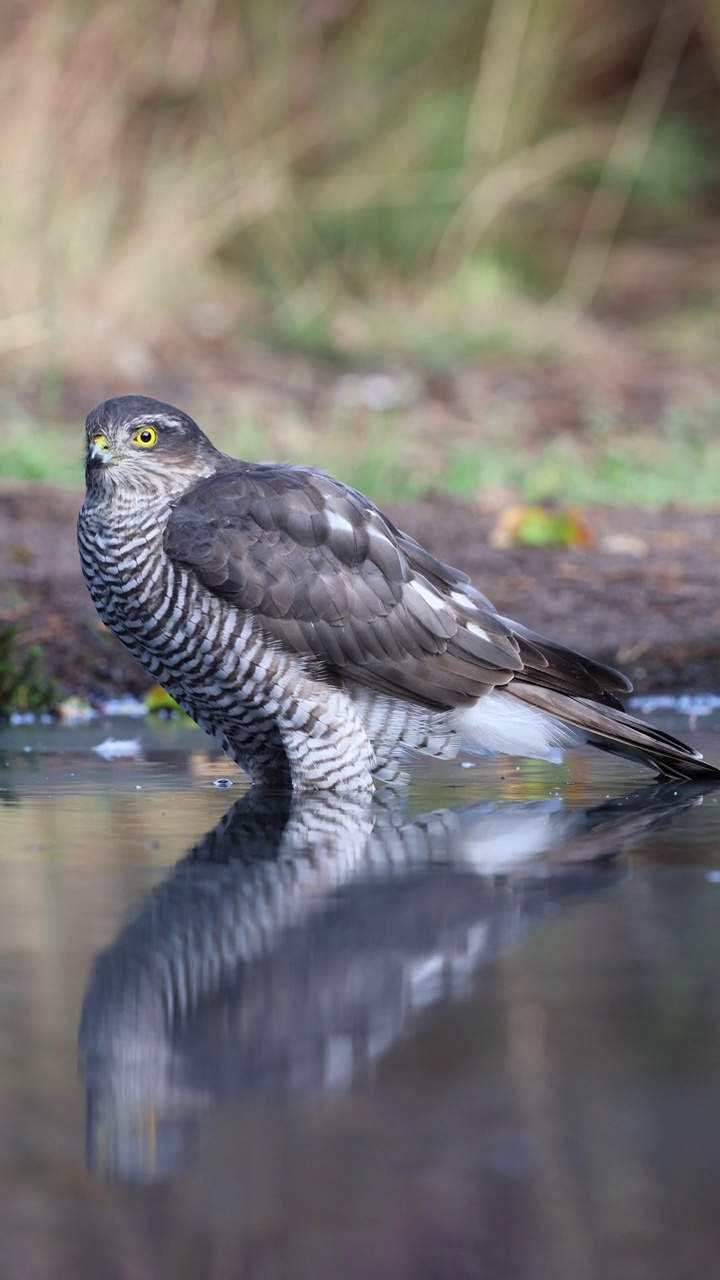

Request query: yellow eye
[{"left": 132, "top": 426, "right": 157, "bottom": 448}]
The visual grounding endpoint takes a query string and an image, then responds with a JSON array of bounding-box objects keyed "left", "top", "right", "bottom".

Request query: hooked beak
[{"left": 88, "top": 433, "right": 113, "bottom": 465}]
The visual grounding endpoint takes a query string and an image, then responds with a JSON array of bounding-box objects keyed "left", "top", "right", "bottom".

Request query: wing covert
[{"left": 164, "top": 463, "right": 522, "bottom": 708}]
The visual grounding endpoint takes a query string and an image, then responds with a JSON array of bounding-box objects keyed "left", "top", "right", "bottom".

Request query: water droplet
[{"left": 214, "top": 778, "right": 233, "bottom": 788}]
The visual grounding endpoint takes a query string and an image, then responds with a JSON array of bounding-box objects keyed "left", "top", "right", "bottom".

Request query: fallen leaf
[{"left": 490, "top": 504, "right": 594, "bottom": 549}]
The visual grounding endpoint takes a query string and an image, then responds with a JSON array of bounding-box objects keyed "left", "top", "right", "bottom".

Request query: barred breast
[{"left": 77, "top": 494, "right": 447, "bottom": 790}]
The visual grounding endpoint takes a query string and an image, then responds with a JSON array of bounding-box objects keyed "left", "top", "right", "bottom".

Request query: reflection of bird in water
[
  {"left": 79, "top": 781, "right": 705, "bottom": 1183},
  {"left": 78, "top": 395, "right": 720, "bottom": 791}
]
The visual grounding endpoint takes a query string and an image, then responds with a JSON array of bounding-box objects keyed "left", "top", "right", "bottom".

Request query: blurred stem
[
  {"left": 464, "top": 0, "right": 536, "bottom": 166},
  {"left": 433, "top": 124, "right": 613, "bottom": 279},
  {"left": 559, "top": 2, "right": 692, "bottom": 307}
]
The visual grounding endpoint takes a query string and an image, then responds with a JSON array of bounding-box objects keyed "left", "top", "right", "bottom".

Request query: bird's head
[{"left": 84, "top": 396, "right": 222, "bottom": 500}]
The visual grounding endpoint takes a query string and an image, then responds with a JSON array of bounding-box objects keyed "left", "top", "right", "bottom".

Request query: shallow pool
[{"left": 0, "top": 710, "right": 719, "bottom": 1279}]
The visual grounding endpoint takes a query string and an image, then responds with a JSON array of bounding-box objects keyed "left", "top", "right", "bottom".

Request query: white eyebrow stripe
[
  {"left": 326, "top": 510, "right": 356, "bottom": 536},
  {"left": 409, "top": 579, "right": 447, "bottom": 612}
]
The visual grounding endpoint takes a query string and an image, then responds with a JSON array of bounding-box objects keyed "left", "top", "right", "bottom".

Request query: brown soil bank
[{"left": 0, "top": 484, "right": 718, "bottom": 704}]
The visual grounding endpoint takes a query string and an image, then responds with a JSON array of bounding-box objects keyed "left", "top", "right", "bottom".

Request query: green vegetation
[
  {"left": 0, "top": 626, "right": 57, "bottom": 718},
  {"left": 1, "top": 415, "right": 83, "bottom": 486},
  {"left": 436, "top": 399, "right": 720, "bottom": 509},
  {"left": 3, "top": 395, "right": 719, "bottom": 511},
  {"left": 309, "top": 400, "right": 720, "bottom": 508}
]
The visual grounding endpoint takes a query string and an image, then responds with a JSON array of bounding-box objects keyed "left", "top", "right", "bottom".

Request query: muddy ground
[{"left": 1, "top": 481, "right": 718, "bottom": 705}]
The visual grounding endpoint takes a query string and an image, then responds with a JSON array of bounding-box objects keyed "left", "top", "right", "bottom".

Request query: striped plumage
[
  {"left": 80, "top": 783, "right": 698, "bottom": 1179},
  {"left": 78, "top": 395, "right": 720, "bottom": 791}
]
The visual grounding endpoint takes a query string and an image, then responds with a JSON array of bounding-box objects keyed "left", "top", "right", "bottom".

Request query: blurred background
[{"left": 2, "top": 0, "right": 720, "bottom": 505}]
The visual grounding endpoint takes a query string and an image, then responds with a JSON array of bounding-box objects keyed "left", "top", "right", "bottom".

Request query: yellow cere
[
  {"left": 92, "top": 433, "right": 109, "bottom": 451},
  {"left": 132, "top": 426, "right": 158, "bottom": 448}
]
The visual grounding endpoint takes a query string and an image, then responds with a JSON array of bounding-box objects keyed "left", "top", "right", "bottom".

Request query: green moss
[{"left": 0, "top": 626, "right": 57, "bottom": 718}]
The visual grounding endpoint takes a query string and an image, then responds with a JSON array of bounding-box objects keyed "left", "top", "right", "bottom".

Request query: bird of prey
[{"left": 78, "top": 395, "right": 719, "bottom": 792}]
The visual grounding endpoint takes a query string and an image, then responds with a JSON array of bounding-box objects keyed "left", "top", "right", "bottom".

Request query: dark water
[{"left": 1, "top": 711, "right": 720, "bottom": 1280}]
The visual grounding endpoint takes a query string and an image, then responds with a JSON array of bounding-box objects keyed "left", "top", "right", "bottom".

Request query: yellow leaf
[
  {"left": 490, "top": 504, "right": 593, "bottom": 549},
  {"left": 144, "top": 684, "right": 180, "bottom": 713}
]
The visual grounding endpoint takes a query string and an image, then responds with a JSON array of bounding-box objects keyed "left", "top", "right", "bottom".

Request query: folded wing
[{"left": 165, "top": 463, "right": 630, "bottom": 713}]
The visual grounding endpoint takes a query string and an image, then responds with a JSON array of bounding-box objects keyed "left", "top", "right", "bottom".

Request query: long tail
[{"left": 509, "top": 683, "right": 720, "bottom": 782}]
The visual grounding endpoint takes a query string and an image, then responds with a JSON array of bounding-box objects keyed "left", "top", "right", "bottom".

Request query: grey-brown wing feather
[
  {"left": 165, "top": 464, "right": 524, "bottom": 708},
  {"left": 165, "top": 463, "right": 632, "bottom": 711}
]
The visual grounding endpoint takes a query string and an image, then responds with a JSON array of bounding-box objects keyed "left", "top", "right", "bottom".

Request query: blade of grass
[{"left": 559, "top": 1, "right": 692, "bottom": 305}]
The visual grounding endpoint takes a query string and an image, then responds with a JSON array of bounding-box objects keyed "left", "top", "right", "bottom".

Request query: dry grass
[
  {"left": 0, "top": 0, "right": 717, "bottom": 378},
  {"left": 0, "top": 4, "right": 238, "bottom": 372}
]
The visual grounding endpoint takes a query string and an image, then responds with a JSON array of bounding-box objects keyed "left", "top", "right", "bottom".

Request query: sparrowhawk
[{"left": 77, "top": 395, "right": 720, "bottom": 791}]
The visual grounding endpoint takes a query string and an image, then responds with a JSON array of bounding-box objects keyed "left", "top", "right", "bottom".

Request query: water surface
[{"left": 1, "top": 711, "right": 719, "bottom": 1280}]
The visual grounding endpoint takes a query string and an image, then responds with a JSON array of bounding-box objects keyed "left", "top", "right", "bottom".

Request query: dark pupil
[{"left": 140, "top": 430, "right": 152, "bottom": 443}]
